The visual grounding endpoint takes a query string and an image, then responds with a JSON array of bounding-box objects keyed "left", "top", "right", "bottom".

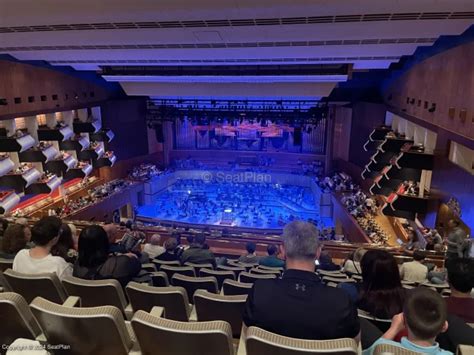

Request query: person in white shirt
[
  {"left": 399, "top": 250, "right": 428, "bottom": 284},
  {"left": 343, "top": 247, "right": 367, "bottom": 275},
  {"left": 13, "top": 216, "right": 72, "bottom": 280},
  {"left": 143, "top": 234, "right": 166, "bottom": 259}
]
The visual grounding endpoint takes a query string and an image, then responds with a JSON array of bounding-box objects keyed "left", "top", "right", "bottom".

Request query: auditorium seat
[
  {"left": 317, "top": 270, "right": 347, "bottom": 278},
  {"left": 185, "top": 262, "right": 215, "bottom": 274},
  {"left": 160, "top": 265, "right": 196, "bottom": 281},
  {"left": 218, "top": 265, "right": 246, "bottom": 277},
  {"left": 457, "top": 345, "right": 474, "bottom": 355},
  {"left": 358, "top": 309, "right": 392, "bottom": 333},
  {"left": 152, "top": 259, "right": 181, "bottom": 270},
  {"left": 199, "top": 268, "right": 235, "bottom": 290},
  {"left": 194, "top": 289, "right": 246, "bottom": 338},
  {"left": 150, "top": 271, "right": 170, "bottom": 287},
  {"left": 351, "top": 274, "right": 363, "bottom": 281},
  {"left": 257, "top": 265, "right": 284, "bottom": 273},
  {"left": 250, "top": 268, "right": 281, "bottom": 277},
  {"left": 0, "top": 258, "right": 13, "bottom": 272},
  {"left": 30, "top": 296, "right": 138, "bottom": 355},
  {"left": 141, "top": 263, "right": 157, "bottom": 273},
  {"left": 419, "top": 282, "right": 450, "bottom": 293},
  {"left": 321, "top": 276, "right": 356, "bottom": 286},
  {"left": 126, "top": 282, "right": 192, "bottom": 321},
  {"left": 131, "top": 310, "right": 235, "bottom": 355},
  {"left": 239, "top": 271, "right": 276, "bottom": 284},
  {"left": 373, "top": 343, "right": 421, "bottom": 354},
  {"left": 245, "top": 326, "right": 358, "bottom": 355},
  {"left": 222, "top": 279, "right": 253, "bottom": 296},
  {"left": 171, "top": 274, "right": 218, "bottom": 303},
  {"left": 62, "top": 276, "right": 132, "bottom": 319},
  {"left": 1, "top": 269, "right": 68, "bottom": 304},
  {"left": 0, "top": 292, "right": 42, "bottom": 348},
  {"left": 228, "top": 260, "right": 258, "bottom": 271}
]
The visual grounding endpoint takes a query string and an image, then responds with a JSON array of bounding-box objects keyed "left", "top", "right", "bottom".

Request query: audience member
[
  {"left": 404, "top": 229, "right": 421, "bottom": 251},
  {"left": 12, "top": 217, "right": 72, "bottom": 280},
  {"left": 143, "top": 234, "right": 165, "bottom": 259},
  {"left": 180, "top": 234, "right": 216, "bottom": 267},
  {"left": 103, "top": 223, "right": 126, "bottom": 254},
  {"left": 73, "top": 225, "right": 141, "bottom": 286},
  {"left": 0, "top": 224, "right": 30, "bottom": 259},
  {"left": 343, "top": 248, "right": 366, "bottom": 275},
  {"left": 243, "top": 221, "right": 360, "bottom": 340},
  {"left": 446, "top": 219, "right": 467, "bottom": 260},
  {"left": 317, "top": 250, "right": 340, "bottom": 271},
  {"left": 155, "top": 238, "right": 179, "bottom": 261},
  {"left": 258, "top": 244, "right": 285, "bottom": 268},
  {"left": 357, "top": 250, "right": 405, "bottom": 319},
  {"left": 445, "top": 258, "right": 474, "bottom": 323},
  {"left": 364, "top": 288, "right": 452, "bottom": 354},
  {"left": 399, "top": 250, "right": 428, "bottom": 284},
  {"left": 238, "top": 242, "right": 260, "bottom": 264},
  {"left": 51, "top": 224, "right": 78, "bottom": 264}
]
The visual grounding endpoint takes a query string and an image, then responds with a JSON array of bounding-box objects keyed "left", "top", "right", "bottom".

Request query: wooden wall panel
[{"left": 0, "top": 60, "right": 112, "bottom": 120}]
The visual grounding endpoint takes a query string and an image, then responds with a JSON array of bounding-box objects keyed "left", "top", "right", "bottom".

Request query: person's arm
[{"left": 382, "top": 313, "right": 405, "bottom": 340}]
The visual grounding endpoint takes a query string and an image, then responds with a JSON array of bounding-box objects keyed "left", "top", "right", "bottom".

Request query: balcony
[
  {"left": 77, "top": 142, "right": 105, "bottom": 161},
  {"left": 25, "top": 174, "right": 62, "bottom": 194},
  {"left": 37, "top": 125, "right": 74, "bottom": 142},
  {"left": 18, "top": 143, "right": 59, "bottom": 163},
  {"left": 64, "top": 162, "right": 93, "bottom": 180},
  {"left": 0, "top": 165, "right": 41, "bottom": 192},
  {"left": 44, "top": 153, "right": 77, "bottom": 177},
  {"left": 73, "top": 119, "right": 101, "bottom": 134},
  {"left": 0, "top": 133, "right": 36, "bottom": 153},
  {"left": 89, "top": 129, "right": 114, "bottom": 143},
  {"left": 59, "top": 135, "right": 90, "bottom": 152},
  {"left": 93, "top": 152, "right": 117, "bottom": 168},
  {"left": 0, "top": 155, "right": 15, "bottom": 177},
  {"left": 0, "top": 190, "right": 20, "bottom": 214}
]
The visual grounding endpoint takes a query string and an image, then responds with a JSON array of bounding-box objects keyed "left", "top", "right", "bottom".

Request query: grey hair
[{"left": 282, "top": 221, "right": 320, "bottom": 260}]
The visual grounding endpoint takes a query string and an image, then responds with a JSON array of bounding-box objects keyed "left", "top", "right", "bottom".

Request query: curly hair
[{"left": 1, "top": 224, "right": 28, "bottom": 255}]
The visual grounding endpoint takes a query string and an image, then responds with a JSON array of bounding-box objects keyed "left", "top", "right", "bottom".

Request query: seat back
[
  {"left": 2, "top": 269, "right": 67, "bottom": 304},
  {"left": 250, "top": 268, "right": 281, "bottom": 276},
  {"left": 194, "top": 290, "right": 246, "bottom": 338},
  {"left": 222, "top": 279, "right": 253, "bottom": 296},
  {"left": 457, "top": 345, "right": 474, "bottom": 355},
  {"left": 239, "top": 271, "right": 276, "bottom": 284},
  {"left": 0, "top": 292, "right": 42, "bottom": 347},
  {"left": 171, "top": 274, "right": 218, "bottom": 303},
  {"left": 321, "top": 276, "right": 355, "bottom": 285},
  {"left": 217, "top": 265, "right": 246, "bottom": 277},
  {"left": 246, "top": 326, "right": 358, "bottom": 355},
  {"left": 132, "top": 310, "right": 234, "bottom": 355},
  {"left": 30, "top": 297, "right": 133, "bottom": 355},
  {"left": 184, "top": 262, "right": 214, "bottom": 274},
  {"left": 373, "top": 343, "right": 422, "bottom": 355},
  {"left": 126, "top": 282, "right": 190, "bottom": 321},
  {"left": 228, "top": 260, "right": 257, "bottom": 271},
  {"left": 62, "top": 276, "right": 127, "bottom": 313},
  {"left": 152, "top": 259, "right": 180, "bottom": 270},
  {"left": 199, "top": 268, "right": 235, "bottom": 290},
  {"left": 160, "top": 265, "right": 195, "bottom": 281},
  {"left": 0, "top": 258, "right": 13, "bottom": 272},
  {"left": 150, "top": 271, "right": 170, "bottom": 287},
  {"left": 317, "top": 270, "right": 347, "bottom": 278},
  {"left": 257, "top": 265, "right": 284, "bottom": 273}
]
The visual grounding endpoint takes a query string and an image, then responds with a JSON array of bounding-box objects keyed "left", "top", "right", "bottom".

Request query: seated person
[
  {"left": 13, "top": 217, "right": 72, "bottom": 280},
  {"left": 143, "top": 234, "right": 165, "bottom": 259},
  {"left": 51, "top": 224, "right": 78, "bottom": 264},
  {"left": 317, "top": 251, "right": 340, "bottom": 271},
  {"left": 155, "top": 238, "right": 179, "bottom": 262},
  {"left": 103, "top": 223, "right": 126, "bottom": 254},
  {"left": 258, "top": 244, "right": 285, "bottom": 268},
  {"left": 244, "top": 221, "right": 360, "bottom": 340},
  {"left": 399, "top": 250, "right": 428, "bottom": 284},
  {"left": 238, "top": 242, "right": 260, "bottom": 264},
  {"left": 180, "top": 234, "right": 216, "bottom": 267},
  {"left": 343, "top": 248, "right": 366, "bottom": 275},
  {"left": 0, "top": 223, "right": 30, "bottom": 259},
  {"left": 364, "top": 288, "right": 452, "bottom": 354},
  {"left": 444, "top": 258, "right": 474, "bottom": 323},
  {"left": 73, "top": 225, "right": 141, "bottom": 287}
]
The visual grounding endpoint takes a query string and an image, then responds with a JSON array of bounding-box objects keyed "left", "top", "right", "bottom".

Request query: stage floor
[{"left": 137, "top": 178, "right": 332, "bottom": 230}]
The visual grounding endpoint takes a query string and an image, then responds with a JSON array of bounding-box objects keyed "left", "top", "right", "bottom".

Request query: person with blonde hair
[{"left": 143, "top": 234, "right": 165, "bottom": 259}]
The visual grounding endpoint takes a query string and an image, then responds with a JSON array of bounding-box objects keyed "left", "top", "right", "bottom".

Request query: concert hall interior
[{"left": 0, "top": 1, "right": 473, "bottom": 354}]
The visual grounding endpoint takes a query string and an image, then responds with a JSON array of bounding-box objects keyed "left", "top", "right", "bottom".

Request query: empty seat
[
  {"left": 0, "top": 292, "right": 42, "bottom": 348},
  {"left": 222, "top": 279, "right": 253, "bottom": 296},
  {"left": 0, "top": 258, "right": 13, "bottom": 272},
  {"left": 317, "top": 270, "right": 347, "bottom": 278},
  {"left": 30, "top": 297, "right": 137, "bottom": 355},
  {"left": 62, "top": 276, "right": 131, "bottom": 318},
  {"left": 150, "top": 271, "right": 170, "bottom": 287},
  {"left": 246, "top": 326, "right": 358, "bottom": 355},
  {"left": 239, "top": 271, "right": 276, "bottom": 284},
  {"left": 171, "top": 274, "right": 218, "bottom": 303},
  {"left": 131, "top": 310, "right": 234, "bottom": 355},
  {"left": 126, "top": 282, "right": 192, "bottom": 321},
  {"left": 250, "top": 268, "right": 281, "bottom": 276},
  {"left": 373, "top": 343, "right": 421, "bottom": 354},
  {"left": 160, "top": 265, "right": 195, "bottom": 281},
  {"left": 1, "top": 269, "right": 68, "bottom": 304},
  {"left": 184, "top": 262, "right": 214, "bottom": 274},
  {"left": 257, "top": 265, "right": 284, "bottom": 273},
  {"left": 321, "top": 276, "right": 355, "bottom": 285},
  {"left": 152, "top": 259, "right": 180, "bottom": 270},
  {"left": 199, "top": 268, "right": 235, "bottom": 290},
  {"left": 194, "top": 289, "right": 246, "bottom": 338},
  {"left": 141, "top": 263, "right": 157, "bottom": 273},
  {"left": 217, "top": 265, "right": 246, "bottom": 277}
]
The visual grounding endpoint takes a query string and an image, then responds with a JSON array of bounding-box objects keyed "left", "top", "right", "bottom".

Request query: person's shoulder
[{"left": 13, "top": 249, "right": 29, "bottom": 259}]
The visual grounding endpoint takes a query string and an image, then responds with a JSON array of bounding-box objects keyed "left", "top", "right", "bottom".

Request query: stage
[{"left": 136, "top": 169, "right": 332, "bottom": 232}]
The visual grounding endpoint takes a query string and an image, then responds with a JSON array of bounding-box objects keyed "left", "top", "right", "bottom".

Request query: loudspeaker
[
  {"left": 154, "top": 123, "right": 164, "bottom": 143},
  {"left": 293, "top": 127, "right": 302, "bottom": 146}
]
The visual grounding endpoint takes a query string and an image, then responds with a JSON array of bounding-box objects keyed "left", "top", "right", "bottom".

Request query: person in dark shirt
[
  {"left": 317, "top": 250, "right": 341, "bottom": 271},
  {"left": 238, "top": 242, "right": 260, "bottom": 264},
  {"left": 243, "top": 221, "right": 360, "bottom": 341},
  {"left": 445, "top": 258, "right": 474, "bottom": 323},
  {"left": 73, "top": 225, "right": 141, "bottom": 287},
  {"left": 155, "top": 238, "right": 179, "bottom": 262},
  {"left": 180, "top": 234, "right": 216, "bottom": 267},
  {"left": 258, "top": 244, "right": 285, "bottom": 268},
  {"left": 0, "top": 223, "right": 29, "bottom": 259}
]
